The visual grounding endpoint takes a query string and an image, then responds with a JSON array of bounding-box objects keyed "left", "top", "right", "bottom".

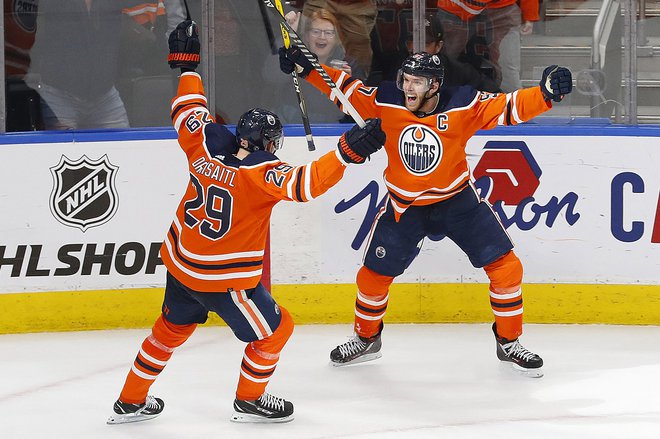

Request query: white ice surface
[{"left": 1, "top": 323, "right": 659, "bottom": 438}]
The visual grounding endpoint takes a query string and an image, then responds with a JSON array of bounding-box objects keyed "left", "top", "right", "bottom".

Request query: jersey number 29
[{"left": 184, "top": 174, "right": 233, "bottom": 240}]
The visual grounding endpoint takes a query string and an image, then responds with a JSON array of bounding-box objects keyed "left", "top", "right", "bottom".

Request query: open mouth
[
  {"left": 314, "top": 42, "right": 328, "bottom": 50},
  {"left": 406, "top": 94, "right": 418, "bottom": 106}
]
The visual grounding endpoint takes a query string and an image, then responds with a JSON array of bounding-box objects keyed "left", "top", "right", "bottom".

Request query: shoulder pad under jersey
[
  {"left": 375, "top": 81, "right": 405, "bottom": 107},
  {"left": 438, "top": 85, "right": 479, "bottom": 112},
  {"left": 203, "top": 123, "right": 239, "bottom": 158},
  {"left": 241, "top": 150, "right": 279, "bottom": 167}
]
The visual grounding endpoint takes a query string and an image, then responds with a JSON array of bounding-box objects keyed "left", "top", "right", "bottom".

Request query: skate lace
[
  {"left": 258, "top": 393, "right": 285, "bottom": 411},
  {"left": 504, "top": 340, "right": 536, "bottom": 362},
  {"left": 144, "top": 395, "right": 160, "bottom": 411},
  {"left": 337, "top": 335, "right": 367, "bottom": 358}
]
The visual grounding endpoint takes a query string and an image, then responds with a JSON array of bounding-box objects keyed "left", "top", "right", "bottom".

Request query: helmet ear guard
[{"left": 236, "top": 108, "right": 284, "bottom": 153}]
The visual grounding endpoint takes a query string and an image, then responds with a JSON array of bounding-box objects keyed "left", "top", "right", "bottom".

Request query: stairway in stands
[{"left": 521, "top": 0, "right": 660, "bottom": 123}]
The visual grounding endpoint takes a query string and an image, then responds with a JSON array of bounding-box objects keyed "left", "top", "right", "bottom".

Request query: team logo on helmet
[
  {"left": 398, "top": 125, "right": 442, "bottom": 176},
  {"left": 49, "top": 155, "right": 119, "bottom": 232},
  {"left": 266, "top": 114, "right": 276, "bottom": 126}
]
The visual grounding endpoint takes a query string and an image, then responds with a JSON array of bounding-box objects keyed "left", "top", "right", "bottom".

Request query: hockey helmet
[
  {"left": 236, "top": 108, "right": 283, "bottom": 153},
  {"left": 396, "top": 52, "right": 445, "bottom": 91}
]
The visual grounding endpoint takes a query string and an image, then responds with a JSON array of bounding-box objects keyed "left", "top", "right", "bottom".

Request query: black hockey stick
[
  {"left": 182, "top": 0, "right": 191, "bottom": 20},
  {"left": 257, "top": 0, "right": 278, "bottom": 54},
  {"left": 274, "top": 0, "right": 315, "bottom": 151},
  {"left": 261, "top": 0, "right": 366, "bottom": 127}
]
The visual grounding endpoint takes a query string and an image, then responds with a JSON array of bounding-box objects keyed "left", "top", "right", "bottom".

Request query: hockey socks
[
  {"left": 117, "top": 315, "right": 195, "bottom": 405},
  {"left": 354, "top": 266, "right": 393, "bottom": 338},
  {"left": 236, "top": 306, "right": 293, "bottom": 401}
]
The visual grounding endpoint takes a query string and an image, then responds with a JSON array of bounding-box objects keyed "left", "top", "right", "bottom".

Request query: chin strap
[{"left": 414, "top": 92, "right": 440, "bottom": 118}]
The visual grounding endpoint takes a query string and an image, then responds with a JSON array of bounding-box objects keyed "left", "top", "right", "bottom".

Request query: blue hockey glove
[
  {"left": 540, "top": 65, "right": 572, "bottom": 102},
  {"left": 337, "top": 118, "right": 386, "bottom": 164},
  {"left": 168, "top": 20, "right": 200, "bottom": 72},
  {"left": 278, "top": 45, "right": 315, "bottom": 78}
]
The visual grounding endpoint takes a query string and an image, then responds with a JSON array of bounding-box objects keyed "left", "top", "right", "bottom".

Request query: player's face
[
  {"left": 401, "top": 73, "right": 433, "bottom": 112},
  {"left": 307, "top": 18, "right": 337, "bottom": 62}
]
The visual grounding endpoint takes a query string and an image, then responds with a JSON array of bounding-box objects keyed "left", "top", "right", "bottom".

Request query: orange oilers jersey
[
  {"left": 306, "top": 66, "right": 551, "bottom": 220},
  {"left": 436, "top": 0, "right": 540, "bottom": 22},
  {"left": 162, "top": 72, "right": 347, "bottom": 292},
  {"left": 122, "top": 2, "right": 166, "bottom": 26}
]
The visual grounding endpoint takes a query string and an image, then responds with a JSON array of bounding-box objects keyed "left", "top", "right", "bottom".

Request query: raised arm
[
  {"left": 278, "top": 45, "right": 381, "bottom": 121},
  {"left": 244, "top": 119, "right": 386, "bottom": 202},
  {"left": 472, "top": 65, "right": 573, "bottom": 131}
]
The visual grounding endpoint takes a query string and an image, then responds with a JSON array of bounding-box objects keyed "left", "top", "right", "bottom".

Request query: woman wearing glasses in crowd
[
  {"left": 286, "top": 8, "right": 364, "bottom": 79},
  {"left": 262, "top": 8, "right": 360, "bottom": 123}
]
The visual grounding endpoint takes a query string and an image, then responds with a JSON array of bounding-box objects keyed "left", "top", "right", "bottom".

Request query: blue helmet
[
  {"left": 396, "top": 52, "right": 445, "bottom": 91},
  {"left": 236, "top": 108, "right": 283, "bottom": 153}
]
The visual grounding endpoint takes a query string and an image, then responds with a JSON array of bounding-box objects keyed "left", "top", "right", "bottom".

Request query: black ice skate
[
  {"left": 107, "top": 395, "right": 164, "bottom": 424},
  {"left": 330, "top": 332, "right": 382, "bottom": 366},
  {"left": 231, "top": 392, "right": 294, "bottom": 423},
  {"left": 493, "top": 323, "right": 544, "bottom": 378}
]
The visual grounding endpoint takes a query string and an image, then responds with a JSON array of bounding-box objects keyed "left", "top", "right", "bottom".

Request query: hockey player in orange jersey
[
  {"left": 279, "top": 47, "right": 572, "bottom": 377},
  {"left": 107, "top": 20, "right": 384, "bottom": 425}
]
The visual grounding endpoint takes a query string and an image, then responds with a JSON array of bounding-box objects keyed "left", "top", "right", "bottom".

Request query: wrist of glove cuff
[
  {"left": 279, "top": 46, "right": 314, "bottom": 79},
  {"left": 168, "top": 53, "right": 200, "bottom": 71},
  {"left": 338, "top": 134, "right": 366, "bottom": 164}
]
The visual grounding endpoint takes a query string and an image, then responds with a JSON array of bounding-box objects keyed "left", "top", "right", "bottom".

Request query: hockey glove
[
  {"left": 168, "top": 20, "right": 201, "bottom": 72},
  {"left": 278, "top": 45, "right": 315, "bottom": 78},
  {"left": 337, "top": 118, "right": 386, "bottom": 164},
  {"left": 540, "top": 65, "right": 572, "bottom": 102}
]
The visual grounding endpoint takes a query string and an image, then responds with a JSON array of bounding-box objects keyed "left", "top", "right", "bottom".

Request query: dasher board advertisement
[{"left": 0, "top": 129, "right": 659, "bottom": 294}]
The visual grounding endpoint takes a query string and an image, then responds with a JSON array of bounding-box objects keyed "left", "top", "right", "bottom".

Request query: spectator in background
[
  {"left": 289, "top": 9, "right": 359, "bottom": 76},
  {"left": 261, "top": 9, "right": 355, "bottom": 124},
  {"left": 486, "top": 0, "right": 539, "bottom": 92},
  {"left": 120, "top": 0, "right": 185, "bottom": 78},
  {"left": 117, "top": 1, "right": 186, "bottom": 128},
  {"left": 4, "top": 0, "right": 41, "bottom": 131},
  {"left": 436, "top": 0, "right": 539, "bottom": 93},
  {"left": 368, "top": 11, "right": 500, "bottom": 92},
  {"left": 27, "top": 0, "right": 129, "bottom": 130},
  {"left": 27, "top": 0, "right": 185, "bottom": 131},
  {"left": 301, "top": 0, "right": 377, "bottom": 78}
]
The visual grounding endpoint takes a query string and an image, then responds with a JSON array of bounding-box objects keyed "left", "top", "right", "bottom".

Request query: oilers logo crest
[
  {"left": 398, "top": 125, "right": 442, "bottom": 176},
  {"left": 49, "top": 155, "right": 119, "bottom": 232}
]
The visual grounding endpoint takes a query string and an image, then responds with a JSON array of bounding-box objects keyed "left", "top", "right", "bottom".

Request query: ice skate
[
  {"left": 231, "top": 392, "right": 294, "bottom": 423},
  {"left": 107, "top": 395, "right": 164, "bottom": 424},
  {"left": 330, "top": 333, "right": 382, "bottom": 366},
  {"left": 493, "top": 323, "right": 544, "bottom": 378}
]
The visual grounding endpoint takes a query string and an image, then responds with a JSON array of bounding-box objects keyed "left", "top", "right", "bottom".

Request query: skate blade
[
  {"left": 331, "top": 352, "right": 382, "bottom": 367},
  {"left": 106, "top": 412, "right": 162, "bottom": 425},
  {"left": 230, "top": 411, "right": 294, "bottom": 423},
  {"left": 510, "top": 363, "right": 544, "bottom": 378}
]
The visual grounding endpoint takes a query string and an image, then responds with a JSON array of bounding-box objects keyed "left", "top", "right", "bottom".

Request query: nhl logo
[{"left": 49, "top": 155, "right": 119, "bottom": 232}]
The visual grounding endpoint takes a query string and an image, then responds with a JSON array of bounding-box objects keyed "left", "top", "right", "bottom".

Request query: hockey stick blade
[
  {"left": 274, "top": 0, "right": 315, "bottom": 151},
  {"left": 261, "top": 0, "right": 365, "bottom": 127}
]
